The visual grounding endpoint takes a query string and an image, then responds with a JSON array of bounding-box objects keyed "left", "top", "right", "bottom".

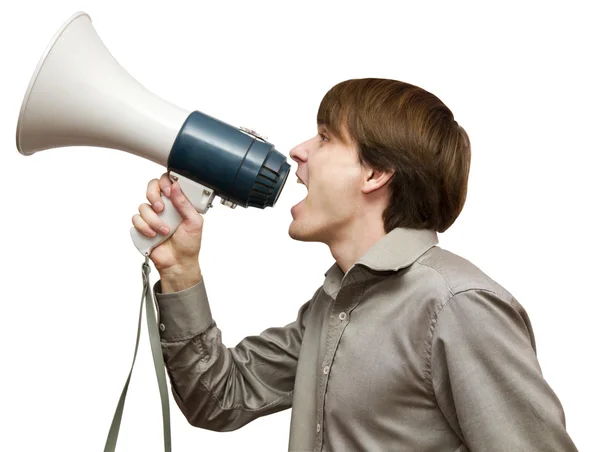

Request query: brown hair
[{"left": 317, "top": 78, "right": 471, "bottom": 233}]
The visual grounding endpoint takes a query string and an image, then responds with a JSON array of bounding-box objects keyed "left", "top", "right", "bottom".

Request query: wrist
[{"left": 159, "top": 264, "right": 202, "bottom": 293}]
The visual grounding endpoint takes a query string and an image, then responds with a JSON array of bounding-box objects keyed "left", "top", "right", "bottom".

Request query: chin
[
  {"left": 289, "top": 219, "right": 312, "bottom": 241},
  {"left": 288, "top": 220, "right": 307, "bottom": 241},
  {"left": 288, "top": 219, "right": 328, "bottom": 244}
]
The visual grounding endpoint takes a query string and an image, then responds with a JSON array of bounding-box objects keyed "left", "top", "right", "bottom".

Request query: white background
[{"left": 1, "top": 1, "right": 598, "bottom": 451}]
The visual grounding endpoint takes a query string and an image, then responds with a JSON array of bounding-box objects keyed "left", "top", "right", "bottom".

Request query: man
[{"left": 132, "top": 78, "right": 578, "bottom": 451}]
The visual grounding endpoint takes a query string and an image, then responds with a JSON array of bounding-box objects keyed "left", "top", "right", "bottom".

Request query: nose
[{"left": 289, "top": 139, "right": 310, "bottom": 164}]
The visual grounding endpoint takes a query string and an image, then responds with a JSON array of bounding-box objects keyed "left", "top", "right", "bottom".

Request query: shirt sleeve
[
  {"left": 430, "top": 289, "right": 578, "bottom": 451},
  {"left": 153, "top": 276, "right": 315, "bottom": 432}
]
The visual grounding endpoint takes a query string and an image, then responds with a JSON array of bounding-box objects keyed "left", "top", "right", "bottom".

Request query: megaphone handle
[
  {"left": 129, "top": 172, "right": 217, "bottom": 256},
  {"left": 130, "top": 194, "right": 183, "bottom": 256}
]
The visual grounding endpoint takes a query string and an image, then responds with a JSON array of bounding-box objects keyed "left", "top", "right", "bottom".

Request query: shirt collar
[{"left": 322, "top": 227, "right": 439, "bottom": 298}]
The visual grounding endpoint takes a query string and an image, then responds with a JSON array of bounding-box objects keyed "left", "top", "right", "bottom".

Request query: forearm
[
  {"left": 162, "top": 328, "right": 294, "bottom": 432},
  {"left": 152, "top": 276, "right": 305, "bottom": 432}
]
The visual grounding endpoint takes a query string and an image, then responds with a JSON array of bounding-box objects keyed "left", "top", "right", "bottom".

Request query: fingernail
[
  {"left": 163, "top": 186, "right": 171, "bottom": 197},
  {"left": 154, "top": 201, "right": 163, "bottom": 211},
  {"left": 159, "top": 226, "right": 169, "bottom": 235}
]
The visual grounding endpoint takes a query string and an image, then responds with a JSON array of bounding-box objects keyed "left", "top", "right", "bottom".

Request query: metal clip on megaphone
[{"left": 16, "top": 11, "right": 291, "bottom": 256}]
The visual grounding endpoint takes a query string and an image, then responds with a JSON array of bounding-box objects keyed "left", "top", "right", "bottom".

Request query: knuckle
[
  {"left": 132, "top": 218, "right": 143, "bottom": 231},
  {"left": 132, "top": 215, "right": 155, "bottom": 237},
  {"left": 147, "top": 180, "right": 159, "bottom": 196},
  {"left": 160, "top": 175, "right": 172, "bottom": 188},
  {"left": 147, "top": 216, "right": 160, "bottom": 228}
]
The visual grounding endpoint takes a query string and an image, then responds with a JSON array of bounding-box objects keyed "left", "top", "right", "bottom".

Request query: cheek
[
  {"left": 315, "top": 168, "right": 361, "bottom": 207},
  {"left": 307, "top": 151, "right": 362, "bottom": 203},
  {"left": 335, "top": 162, "right": 363, "bottom": 193}
]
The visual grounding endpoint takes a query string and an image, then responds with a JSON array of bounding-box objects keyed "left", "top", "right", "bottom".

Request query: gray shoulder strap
[{"left": 104, "top": 256, "right": 171, "bottom": 451}]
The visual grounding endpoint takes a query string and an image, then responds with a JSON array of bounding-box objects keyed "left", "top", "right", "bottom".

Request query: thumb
[{"left": 169, "top": 181, "right": 200, "bottom": 223}]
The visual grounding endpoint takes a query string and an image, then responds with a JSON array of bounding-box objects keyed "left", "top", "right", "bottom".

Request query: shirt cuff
[{"left": 153, "top": 277, "right": 214, "bottom": 341}]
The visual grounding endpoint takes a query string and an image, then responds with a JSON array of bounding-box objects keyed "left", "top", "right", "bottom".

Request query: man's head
[{"left": 288, "top": 78, "right": 470, "bottom": 245}]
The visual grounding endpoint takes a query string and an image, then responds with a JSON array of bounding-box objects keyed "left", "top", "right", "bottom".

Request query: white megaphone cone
[
  {"left": 16, "top": 12, "right": 193, "bottom": 257},
  {"left": 16, "top": 11, "right": 291, "bottom": 257},
  {"left": 17, "top": 11, "right": 190, "bottom": 165}
]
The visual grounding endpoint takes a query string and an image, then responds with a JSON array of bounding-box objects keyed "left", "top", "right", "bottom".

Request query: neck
[{"left": 326, "top": 214, "right": 388, "bottom": 274}]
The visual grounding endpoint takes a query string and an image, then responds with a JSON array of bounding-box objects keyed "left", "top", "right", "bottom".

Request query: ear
[{"left": 361, "top": 167, "right": 395, "bottom": 195}]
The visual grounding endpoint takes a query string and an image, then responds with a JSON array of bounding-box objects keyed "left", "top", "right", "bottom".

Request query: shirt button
[
  {"left": 323, "top": 365, "right": 329, "bottom": 375},
  {"left": 159, "top": 323, "right": 166, "bottom": 331},
  {"left": 338, "top": 312, "right": 347, "bottom": 320},
  {"left": 317, "top": 423, "right": 321, "bottom": 433}
]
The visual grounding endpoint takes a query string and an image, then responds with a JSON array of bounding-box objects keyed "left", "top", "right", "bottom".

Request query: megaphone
[{"left": 16, "top": 11, "right": 291, "bottom": 256}]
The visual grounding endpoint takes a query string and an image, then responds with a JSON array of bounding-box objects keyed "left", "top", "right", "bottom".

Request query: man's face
[{"left": 288, "top": 124, "right": 365, "bottom": 244}]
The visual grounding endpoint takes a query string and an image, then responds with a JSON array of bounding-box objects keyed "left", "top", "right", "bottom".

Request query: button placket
[{"left": 315, "top": 279, "right": 367, "bottom": 452}]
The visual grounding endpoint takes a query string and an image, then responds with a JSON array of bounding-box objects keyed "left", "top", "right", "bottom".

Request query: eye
[{"left": 319, "top": 133, "right": 329, "bottom": 142}]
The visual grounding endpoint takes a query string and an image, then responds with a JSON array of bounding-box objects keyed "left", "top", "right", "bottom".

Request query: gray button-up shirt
[{"left": 153, "top": 227, "right": 577, "bottom": 451}]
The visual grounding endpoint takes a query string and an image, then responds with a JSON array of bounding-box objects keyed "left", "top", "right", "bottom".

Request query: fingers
[
  {"left": 169, "top": 181, "right": 200, "bottom": 222},
  {"left": 146, "top": 173, "right": 172, "bottom": 212},
  {"left": 132, "top": 213, "right": 157, "bottom": 238},
  {"left": 159, "top": 172, "right": 173, "bottom": 198},
  {"left": 146, "top": 178, "right": 164, "bottom": 213},
  {"left": 136, "top": 174, "right": 199, "bottom": 239},
  {"left": 132, "top": 203, "right": 171, "bottom": 237}
]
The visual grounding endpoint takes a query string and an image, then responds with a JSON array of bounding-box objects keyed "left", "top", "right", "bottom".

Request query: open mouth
[
  {"left": 297, "top": 177, "right": 308, "bottom": 195},
  {"left": 296, "top": 174, "right": 307, "bottom": 187},
  {"left": 292, "top": 177, "right": 308, "bottom": 213}
]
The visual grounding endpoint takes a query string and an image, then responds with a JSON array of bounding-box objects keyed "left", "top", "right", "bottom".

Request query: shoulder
[
  {"left": 414, "top": 245, "right": 517, "bottom": 302},
  {"left": 414, "top": 247, "right": 536, "bottom": 383},
  {"left": 394, "top": 245, "right": 523, "bottom": 327},
  {"left": 414, "top": 245, "right": 531, "bottom": 335}
]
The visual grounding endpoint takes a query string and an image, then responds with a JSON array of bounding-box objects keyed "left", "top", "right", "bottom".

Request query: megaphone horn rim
[{"left": 16, "top": 11, "right": 91, "bottom": 155}]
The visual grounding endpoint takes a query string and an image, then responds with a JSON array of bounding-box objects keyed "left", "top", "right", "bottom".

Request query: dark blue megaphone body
[{"left": 169, "top": 111, "right": 290, "bottom": 210}]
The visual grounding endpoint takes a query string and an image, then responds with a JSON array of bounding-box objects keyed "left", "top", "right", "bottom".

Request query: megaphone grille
[{"left": 248, "top": 151, "right": 290, "bottom": 208}]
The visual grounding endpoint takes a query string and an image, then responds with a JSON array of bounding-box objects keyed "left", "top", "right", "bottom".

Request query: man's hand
[{"left": 131, "top": 172, "right": 204, "bottom": 281}]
